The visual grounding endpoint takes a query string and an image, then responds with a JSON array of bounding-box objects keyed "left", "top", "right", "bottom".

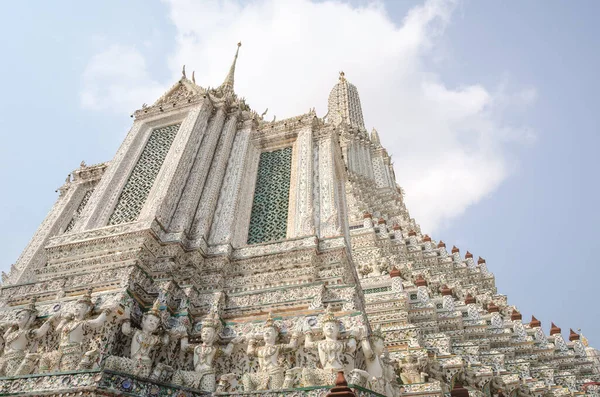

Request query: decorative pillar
[
  {"left": 363, "top": 213, "right": 373, "bottom": 228},
  {"left": 465, "top": 251, "right": 475, "bottom": 269},
  {"left": 415, "top": 275, "right": 429, "bottom": 303},
  {"left": 465, "top": 294, "right": 479, "bottom": 320},
  {"left": 390, "top": 267, "right": 404, "bottom": 293},
  {"left": 208, "top": 116, "right": 255, "bottom": 246},
  {"left": 488, "top": 302, "right": 503, "bottom": 328},
  {"left": 190, "top": 110, "right": 239, "bottom": 244},
  {"left": 288, "top": 126, "right": 315, "bottom": 238},
  {"left": 441, "top": 285, "right": 455, "bottom": 311},
  {"left": 317, "top": 130, "right": 342, "bottom": 238},
  {"left": 438, "top": 240, "right": 448, "bottom": 258},
  {"left": 168, "top": 106, "right": 227, "bottom": 235}
]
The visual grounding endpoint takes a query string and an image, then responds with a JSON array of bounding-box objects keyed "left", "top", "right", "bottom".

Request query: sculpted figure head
[
  {"left": 322, "top": 306, "right": 340, "bottom": 340},
  {"left": 74, "top": 289, "right": 94, "bottom": 320},
  {"left": 263, "top": 313, "right": 279, "bottom": 345},
  {"left": 16, "top": 299, "right": 38, "bottom": 329},
  {"left": 16, "top": 310, "right": 33, "bottom": 329},
  {"left": 142, "top": 300, "right": 162, "bottom": 333},
  {"left": 200, "top": 312, "right": 221, "bottom": 344}
]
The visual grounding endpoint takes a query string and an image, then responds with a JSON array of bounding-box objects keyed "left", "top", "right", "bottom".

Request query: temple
[{"left": 0, "top": 43, "right": 598, "bottom": 397}]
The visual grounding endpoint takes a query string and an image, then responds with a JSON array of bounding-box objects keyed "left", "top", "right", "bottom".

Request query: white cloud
[
  {"left": 80, "top": 44, "right": 166, "bottom": 113},
  {"left": 81, "top": 0, "right": 535, "bottom": 233}
]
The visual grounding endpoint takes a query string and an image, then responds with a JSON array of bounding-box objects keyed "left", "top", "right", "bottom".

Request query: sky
[{"left": 0, "top": 0, "right": 599, "bottom": 345}]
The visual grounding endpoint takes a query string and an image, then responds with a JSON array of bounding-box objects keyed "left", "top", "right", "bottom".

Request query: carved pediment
[{"left": 154, "top": 79, "right": 203, "bottom": 106}]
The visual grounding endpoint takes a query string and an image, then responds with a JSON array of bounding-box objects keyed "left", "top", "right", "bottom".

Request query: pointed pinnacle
[{"left": 219, "top": 42, "right": 241, "bottom": 93}]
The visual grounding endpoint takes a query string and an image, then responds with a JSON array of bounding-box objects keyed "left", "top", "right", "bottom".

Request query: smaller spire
[
  {"left": 437, "top": 240, "right": 446, "bottom": 248},
  {"left": 465, "top": 251, "right": 473, "bottom": 259},
  {"left": 478, "top": 256, "right": 486, "bottom": 264},
  {"left": 423, "top": 234, "right": 431, "bottom": 242},
  {"left": 550, "top": 322, "right": 561, "bottom": 335},
  {"left": 371, "top": 128, "right": 381, "bottom": 145},
  {"left": 389, "top": 267, "right": 401, "bottom": 278},
  {"left": 487, "top": 302, "right": 499, "bottom": 313},
  {"left": 218, "top": 42, "right": 241, "bottom": 94},
  {"left": 569, "top": 328, "right": 580, "bottom": 341},
  {"left": 530, "top": 315, "right": 541, "bottom": 328},
  {"left": 192, "top": 71, "right": 196, "bottom": 84},
  {"left": 510, "top": 309, "right": 522, "bottom": 321},
  {"left": 415, "top": 275, "right": 427, "bottom": 287},
  {"left": 339, "top": 71, "right": 346, "bottom": 82},
  {"left": 408, "top": 230, "right": 417, "bottom": 237},
  {"left": 451, "top": 245, "right": 460, "bottom": 254},
  {"left": 182, "top": 65, "right": 186, "bottom": 79},
  {"left": 464, "top": 294, "right": 476, "bottom": 304},
  {"left": 441, "top": 285, "right": 453, "bottom": 296}
]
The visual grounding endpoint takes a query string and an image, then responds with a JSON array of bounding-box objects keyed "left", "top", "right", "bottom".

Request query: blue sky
[{"left": 0, "top": 0, "right": 598, "bottom": 344}]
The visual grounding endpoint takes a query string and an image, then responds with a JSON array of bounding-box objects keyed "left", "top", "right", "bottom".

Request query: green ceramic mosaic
[
  {"left": 247, "top": 147, "right": 292, "bottom": 244},
  {"left": 108, "top": 124, "right": 180, "bottom": 225}
]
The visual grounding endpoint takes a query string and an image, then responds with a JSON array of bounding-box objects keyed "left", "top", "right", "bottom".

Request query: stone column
[
  {"left": 287, "top": 126, "right": 315, "bottom": 238},
  {"left": 168, "top": 106, "right": 226, "bottom": 235},
  {"left": 189, "top": 110, "right": 240, "bottom": 245},
  {"left": 208, "top": 118, "right": 256, "bottom": 246},
  {"left": 317, "top": 130, "right": 342, "bottom": 238}
]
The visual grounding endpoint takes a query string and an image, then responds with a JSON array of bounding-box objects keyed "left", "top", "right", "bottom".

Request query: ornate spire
[
  {"left": 550, "top": 322, "right": 561, "bottom": 335},
  {"left": 569, "top": 328, "right": 580, "bottom": 341},
  {"left": 218, "top": 42, "right": 241, "bottom": 94},
  {"left": 370, "top": 128, "right": 381, "bottom": 145},
  {"left": 327, "top": 71, "right": 366, "bottom": 129}
]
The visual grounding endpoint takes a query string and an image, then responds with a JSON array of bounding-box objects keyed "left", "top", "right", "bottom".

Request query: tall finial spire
[{"left": 219, "top": 42, "right": 241, "bottom": 93}]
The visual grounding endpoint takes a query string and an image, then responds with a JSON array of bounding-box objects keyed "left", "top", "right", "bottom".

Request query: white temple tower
[{"left": 0, "top": 45, "right": 597, "bottom": 397}]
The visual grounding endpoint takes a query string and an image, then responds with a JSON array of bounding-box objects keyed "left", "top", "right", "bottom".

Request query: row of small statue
[{"left": 0, "top": 293, "right": 427, "bottom": 396}]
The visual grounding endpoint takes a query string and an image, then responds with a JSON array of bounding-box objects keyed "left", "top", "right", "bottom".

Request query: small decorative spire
[
  {"left": 192, "top": 70, "right": 196, "bottom": 84},
  {"left": 451, "top": 246, "right": 460, "bottom": 254},
  {"left": 378, "top": 217, "right": 386, "bottom": 224},
  {"left": 465, "top": 251, "right": 473, "bottom": 259},
  {"left": 437, "top": 240, "right": 446, "bottom": 248},
  {"left": 218, "top": 42, "right": 241, "bottom": 94},
  {"left": 182, "top": 65, "right": 186, "bottom": 79},
  {"left": 423, "top": 234, "right": 431, "bottom": 242},
  {"left": 569, "top": 328, "right": 580, "bottom": 341},
  {"left": 370, "top": 128, "right": 381, "bottom": 145},
  {"left": 450, "top": 382, "right": 469, "bottom": 397},
  {"left": 326, "top": 371, "right": 356, "bottom": 397},
  {"left": 339, "top": 71, "right": 346, "bottom": 82},
  {"left": 415, "top": 275, "right": 427, "bottom": 287},
  {"left": 408, "top": 230, "right": 417, "bottom": 237},
  {"left": 530, "top": 315, "right": 541, "bottom": 328},
  {"left": 464, "top": 294, "right": 476, "bottom": 304},
  {"left": 510, "top": 309, "right": 522, "bottom": 321},
  {"left": 478, "top": 256, "right": 486, "bottom": 264},
  {"left": 550, "top": 322, "right": 561, "bottom": 335},
  {"left": 389, "top": 267, "right": 401, "bottom": 278},
  {"left": 487, "top": 302, "right": 499, "bottom": 313},
  {"left": 441, "top": 285, "right": 453, "bottom": 296}
]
